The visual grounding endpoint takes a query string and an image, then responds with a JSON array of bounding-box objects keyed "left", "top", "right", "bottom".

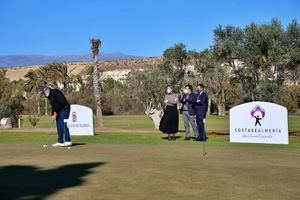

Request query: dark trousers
[
  {"left": 56, "top": 108, "right": 71, "bottom": 143},
  {"left": 196, "top": 114, "right": 206, "bottom": 141}
]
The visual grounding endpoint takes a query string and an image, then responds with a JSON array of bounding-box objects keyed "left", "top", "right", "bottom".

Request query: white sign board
[
  {"left": 230, "top": 101, "right": 288, "bottom": 144},
  {"left": 0, "top": 118, "right": 7, "bottom": 125},
  {"left": 67, "top": 104, "right": 94, "bottom": 136}
]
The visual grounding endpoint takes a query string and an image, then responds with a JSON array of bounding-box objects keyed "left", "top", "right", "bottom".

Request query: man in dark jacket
[
  {"left": 180, "top": 84, "right": 199, "bottom": 140},
  {"left": 188, "top": 83, "right": 208, "bottom": 141},
  {"left": 39, "top": 85, "right": 72, "bottom": 147}
]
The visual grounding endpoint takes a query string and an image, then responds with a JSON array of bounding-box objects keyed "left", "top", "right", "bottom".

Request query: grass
[
  {"left": 4, "top": 114, "right": 300, "bottom": 147},
  {"left": 1, "top": 143, "right": 299, "bottom": 200},
  {"left": 1, "top": 132, "right": 300, "bottom": 148},
  {"left": 1, "top": 115, "right": 300, "bottom": 200},
  {"left": 19, "top": 114, "right": 300, "bottom": 134}
]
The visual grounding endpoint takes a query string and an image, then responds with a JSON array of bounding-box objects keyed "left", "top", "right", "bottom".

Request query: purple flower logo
[{"left": 250, "top": 105, "right": 266, "bottom": 126}]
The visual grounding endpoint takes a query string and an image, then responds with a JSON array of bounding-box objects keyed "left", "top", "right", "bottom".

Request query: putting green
[
  {"left": 0, "top": 143, "right": 299, "bottom": 200},
  {"left": 1, "top": 114, "right": 299, "bottom": 199}
]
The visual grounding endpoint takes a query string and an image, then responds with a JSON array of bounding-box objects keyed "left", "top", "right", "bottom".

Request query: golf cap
[{"left": 38, "top": 85, "right": 49, "bottom": 95}]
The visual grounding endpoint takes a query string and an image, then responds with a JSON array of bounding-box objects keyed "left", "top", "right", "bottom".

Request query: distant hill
[
  {"left": 5, "top": 57, "right": 162, "bottom": 81},
  {"left": 0, "top": 52, "right": 142, "bottom": 67}
]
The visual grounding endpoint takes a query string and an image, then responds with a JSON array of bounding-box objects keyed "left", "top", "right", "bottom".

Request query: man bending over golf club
[{"left": 39, "top": 85, "right": 72, "bottom": 147}]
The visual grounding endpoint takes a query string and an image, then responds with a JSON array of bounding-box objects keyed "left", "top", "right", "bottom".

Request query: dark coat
[
  {"left": 187, "top": 91, "right": 208, "bottom": 118},
  {"left": 47, "top": 89, "right": 70, "bottom": 116}
]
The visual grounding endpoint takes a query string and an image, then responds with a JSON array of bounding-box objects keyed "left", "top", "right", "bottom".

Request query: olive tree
[{"left": 126, "top": 66, "right": 167, "bottom": 128}]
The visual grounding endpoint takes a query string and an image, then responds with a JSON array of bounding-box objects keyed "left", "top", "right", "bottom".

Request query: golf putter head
[
  {"left": 202, "top": 142, "right": 207, "bottom": 156},
  {"left": 202, "top": 129, "right": 207, "bottom": 156}
]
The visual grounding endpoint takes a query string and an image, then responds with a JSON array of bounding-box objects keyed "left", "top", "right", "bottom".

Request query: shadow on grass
[
  {"left": 71, "top": 143, "right": 86, "bottom": 147},
  {"left": 161, "top": 135, "right": 183, "bottom": 140},
  {"left": 0, "top": 162, "right": 105, "bottom": 200},
  {"left": 289, "top": 131, "right": 300, "bottom": 136}
]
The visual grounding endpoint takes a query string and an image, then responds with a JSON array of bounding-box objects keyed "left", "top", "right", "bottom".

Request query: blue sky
[{"left": 0, "top": 0, "right": 299, "bottom": 56}]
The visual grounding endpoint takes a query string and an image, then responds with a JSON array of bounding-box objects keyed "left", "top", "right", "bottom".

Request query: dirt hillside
[{"left": 5, "top": 57, "right": 162, "bottom": 81}]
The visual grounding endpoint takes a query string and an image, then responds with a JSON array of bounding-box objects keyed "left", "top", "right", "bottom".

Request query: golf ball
[
  {"left": 43, "top": 145, "right": 47, "bottom": 148},
  {"left": 68, "top": 147, "right": 71, "bottom": 149}
]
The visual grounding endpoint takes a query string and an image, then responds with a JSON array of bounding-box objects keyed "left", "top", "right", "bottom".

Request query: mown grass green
[
  {"left": 1, "top": 114, "right": 299, "bottom": 148},
  {"left": 1, "top": 115, "right": 300, "bottom": 200},
  {"left": 20, "top": 114, "right": 300, "bottom": 134}
]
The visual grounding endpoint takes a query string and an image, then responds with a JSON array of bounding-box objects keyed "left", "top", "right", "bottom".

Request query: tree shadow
[{"left": 0, "top": 162, "right": 105, "bottom": 200}]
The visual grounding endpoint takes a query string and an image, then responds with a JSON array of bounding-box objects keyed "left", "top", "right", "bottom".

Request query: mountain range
[{"left": 0, "top": 52, "right": 142, "bottom": 67}]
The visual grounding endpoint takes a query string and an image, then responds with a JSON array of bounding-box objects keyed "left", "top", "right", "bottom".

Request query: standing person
[
  {"left": 39, "top": 85, "right": 72, "bottom": 147},
  {"left": 180, "top": 84, "right": 199, "bottom": 140},
  {"left": 188, "top": 83, "right": 208, "bottom": 141},
  {"left": 159, "top": 85, "right": 179, "bottom": 140}
]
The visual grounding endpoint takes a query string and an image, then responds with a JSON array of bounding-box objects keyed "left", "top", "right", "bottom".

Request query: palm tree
[
  {"left": 90, "top": 38, "right": 104, "bottom": 128},
  {"left": 43, "top": 62, "right": 74, "bottom": 93},
  {"left": 23, "top": 70, "right": 42, "bottom": 127},
  {"left": 73, "top": 74, "right": 85, "bottom": 95},
  {"left": 36, "top": 66, "right": 51, "bottom": 115},
  {"left": 36, "top": 62, "right": 75, "bottom": 115},
  {"left": 23, "top": 70, "right": 41, "bottom": 92}
]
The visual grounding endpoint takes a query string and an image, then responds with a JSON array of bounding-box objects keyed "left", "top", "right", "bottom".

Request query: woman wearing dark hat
[{"left": 159, "top": 85, "right": 179, "bottom": 140}]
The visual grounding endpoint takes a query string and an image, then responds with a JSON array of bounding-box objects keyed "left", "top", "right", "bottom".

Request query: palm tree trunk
[
  {"left": 93, "top": 62, "right": 104, "bottom": 127},
  {"left": 45, "top": 98, "right": 48, "bottom": 116},
  {"left": 36, "top": 95, "right": 40, "bottom": 115},
  {"left": 90, "top": 37, "right": 103, "bottom": 128}
]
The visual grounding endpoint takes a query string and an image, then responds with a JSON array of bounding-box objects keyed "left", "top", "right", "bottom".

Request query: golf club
[
  {"left": 64, "top": 119, "right": 71, "bottom": 149},
  {"left": 202, "top": 119, "right": 207, "bottom": 156},
  {"left": 42, "top": 120, "right": 55, "bottom": 148}
]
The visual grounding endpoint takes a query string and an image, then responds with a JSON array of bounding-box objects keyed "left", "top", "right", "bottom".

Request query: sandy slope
[{"left": 4, "top": 57, "right": 161, "bottom": 81}]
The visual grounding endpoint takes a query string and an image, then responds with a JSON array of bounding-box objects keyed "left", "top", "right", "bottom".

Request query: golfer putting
[{"left": 39, "top": 85, "right": 72, "bottom": 147}]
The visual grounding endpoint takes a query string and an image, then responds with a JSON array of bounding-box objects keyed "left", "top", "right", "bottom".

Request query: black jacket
[
  {"left": 47, "top": 89, "right": 70, "bottom": 116},
  {"left": 187, "top": 91, "right": 208, "bottom": 118}
]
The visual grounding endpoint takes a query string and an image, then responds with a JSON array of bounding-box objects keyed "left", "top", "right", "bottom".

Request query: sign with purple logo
[{"left": 230, "top": 101, "right": 288, "bottom": 144}]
